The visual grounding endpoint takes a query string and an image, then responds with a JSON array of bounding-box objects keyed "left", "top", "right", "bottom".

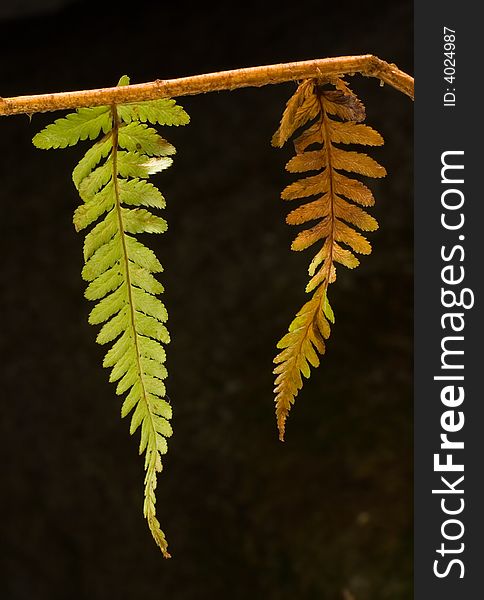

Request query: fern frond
[
  {"left": 33, "top": 77, "right": 190, "bottom": 556},
  {"left": 272, "top": 78, "right": 386, "bottom": 440}
]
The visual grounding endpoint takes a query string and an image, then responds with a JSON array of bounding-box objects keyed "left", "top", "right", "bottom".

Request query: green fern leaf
[
  {"left": 83, "top": 211, "right": 117, "bottom": 260},
  {"left": 33, "top": 106, "right": 112, "bottom": 149},
  {"left": 73, "top": 136, "right": 112, "bottom": 189},
  {"left": 130, "top": 263, "right": 164, "bottom": 295},
  {"left": 118, "top": 98, "right": 190, "bottom": 126},
  {"left": 33, "top": 77, "right": 189, "bottom": 558},
  {"left": 117, "top": 151, "right": 173, "bottom": 179},
  {"left": 73, "top": 182, "right": 115, "bottom": 231},
  {"left": 125, "top": 235, "right": 163, "bottom": 271},
  {"left": 85, "top": 267, "right": 123, "bottom": 301},
  {"left": 118, "top": 178, "right": 166, "bottom": 209},
  {"left": 78, "top": 157, "right": 113, "bottom": 200},
  {"left": 118, "top": 122, "right": 176, "bottom": 156},
  {"left": 122, "top": 208, "right": 167, "bottom": 234}
]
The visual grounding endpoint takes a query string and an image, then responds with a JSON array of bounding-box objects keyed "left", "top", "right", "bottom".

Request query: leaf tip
[
  {"left": 277, "top": 413, "right": 287, "bottom": 441},
  {"left": 32, "top": 131, "right": 49, "bottom": 149},
  {"left": 323, "top": 292, "right": 335, "bottom": 324},
  {"left": 117, "top": 75, "right": 130, "bottom": 87},
  {"left": 271, "top": 131, "right": 283, "bottom": 148}
]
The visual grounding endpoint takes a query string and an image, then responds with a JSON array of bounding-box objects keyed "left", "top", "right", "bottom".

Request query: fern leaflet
[
  {"left": 272, "top": 78, "right": 386, "bottom": 441},
  {"left": 33, "top": 76, "right": 189, "bottom": 556}
]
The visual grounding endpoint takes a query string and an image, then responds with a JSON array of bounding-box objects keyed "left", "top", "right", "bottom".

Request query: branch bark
[{"left": 0, "top": 55, "right": 413, "bottom": 117}]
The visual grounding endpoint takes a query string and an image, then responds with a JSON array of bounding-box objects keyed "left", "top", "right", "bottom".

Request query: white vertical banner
[{"left": 415, "top": 1, "right": 482, "bottom": 597}]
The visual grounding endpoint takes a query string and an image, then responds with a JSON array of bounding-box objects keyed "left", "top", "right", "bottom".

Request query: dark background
[{"left": 0, "top": 1, "right": 413, "bottom": 598}]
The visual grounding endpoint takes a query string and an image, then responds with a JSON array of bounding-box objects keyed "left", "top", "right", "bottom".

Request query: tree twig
[{"left": 0, "top": 55, "right": 413, "bottom": 117}]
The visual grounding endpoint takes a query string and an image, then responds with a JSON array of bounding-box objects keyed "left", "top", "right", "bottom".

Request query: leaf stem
[
  {"left": 111, "top": 106, "right": 147, "bottom": 412},
  {"left": 110, "top": 105, "right": 170, "bottom": 558},
  {"left": 318, "top": 89, "right": 335, "bottom": 295}
]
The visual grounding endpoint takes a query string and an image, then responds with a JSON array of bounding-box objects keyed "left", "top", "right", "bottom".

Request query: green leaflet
[
  {"left": 33, "top": 76, "right": 189, "bottom": 558},
  {"left": 118, "top": 178, "right": 166, "bottom": 209},
  {"left": 118, "top": 122, "right": 176, "bottom": 156},
  {"left": 117, "top": 151, "right": 173, "bottom": 179},
  {"left": 122, "top": 208, "right": 167, "bottom": 234},
  {"left": 116, "top": 75, "right": 190, "bottom": 127},
  {"left": 73, "top": 136, "right": 112, "bottom": 189},
  {"left": 118, "top": 99, "right": 190, "bottom": 126},
  {"left": 78, "top": 157, "right": 113, "bottom": 201},
  {"left": 73, "top": 181, "right": 115, "bottom": 232},
  {"left": 33, "top": 106, "right": 112, "bottom": 149},
  {"left": 83, "top": 210, "right": 118, "bottom": 260}
]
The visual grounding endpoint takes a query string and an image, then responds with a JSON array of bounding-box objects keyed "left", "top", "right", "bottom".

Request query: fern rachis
[
  {"left": 272, "top": 78, "right": 386, "bottom": 440},
  {"left": 33, "top": 77, "right": 189, "bottom": 556}
]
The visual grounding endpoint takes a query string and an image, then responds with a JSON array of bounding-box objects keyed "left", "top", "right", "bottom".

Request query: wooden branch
[{"left": 0, "top": 55, "right": 413, "bottom": 117}]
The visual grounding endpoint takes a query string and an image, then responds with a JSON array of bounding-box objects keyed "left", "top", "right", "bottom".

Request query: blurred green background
[{"left": 0, "top": 1, "right": 412, "bottom": 598}]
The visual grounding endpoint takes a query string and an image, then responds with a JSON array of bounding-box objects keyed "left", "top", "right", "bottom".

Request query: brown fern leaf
[{"left": 272, "top": 78, "right": 386, "bottom": 440}]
